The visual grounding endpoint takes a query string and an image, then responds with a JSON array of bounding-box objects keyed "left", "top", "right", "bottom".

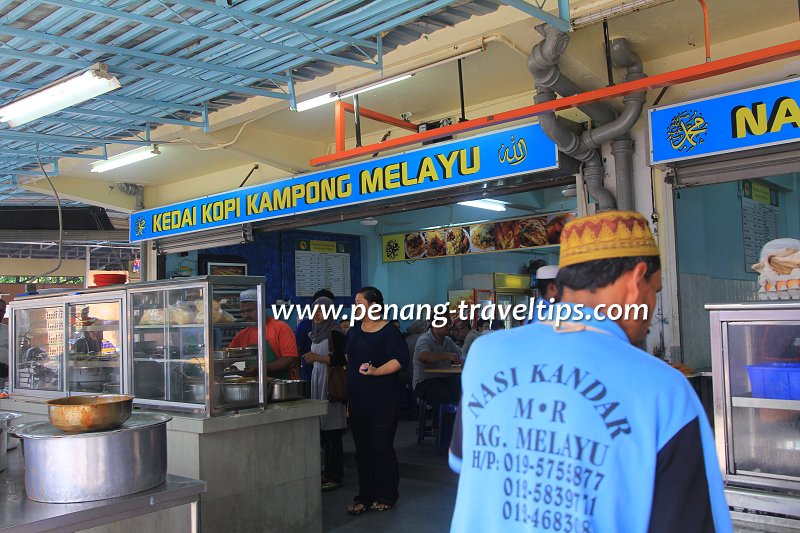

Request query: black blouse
[{"left": 345, "top": 322, "right": 409, "bottom": 417}]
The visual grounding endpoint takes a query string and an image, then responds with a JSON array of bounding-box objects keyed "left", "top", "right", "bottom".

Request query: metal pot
[
  {"left": 0, "top": 412, "right": 21, "bottom": 472},
  {"left": 46, "top": 394, "right": 133, "bottom": 432},
  {"left": 221, "top": 381, "right": 258, "bottom": 404},
  {"left": 269, "top": 379, "right": 305, "bottom": 402},
  {"left": 10, "top": 413, "right": 171, "bottom": 503}
]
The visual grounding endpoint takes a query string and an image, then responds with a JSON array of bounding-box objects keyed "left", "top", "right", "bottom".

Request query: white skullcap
[
  {"left": 536, "top": 265, "right": 559, "bottom": 280},
  {"left": 239, "top": 289, "right": 258, "bottom": 302}
]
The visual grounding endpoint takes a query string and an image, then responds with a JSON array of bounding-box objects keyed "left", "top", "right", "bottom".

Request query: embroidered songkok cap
[{"left": 558, "top": 211, "right": 659, "bottom": 268}]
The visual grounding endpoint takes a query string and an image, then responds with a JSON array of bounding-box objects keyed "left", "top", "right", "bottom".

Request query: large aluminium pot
[
  {"left": 10, "top": 412, "right": 171, "bottom": 503},
  {"left": 0, "top": 411, "right": 22, "bottom": 472}
]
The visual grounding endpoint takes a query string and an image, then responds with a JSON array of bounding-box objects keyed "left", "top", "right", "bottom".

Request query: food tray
[{"left": 747, "top": 363, "right": 800, "bottom": 400}]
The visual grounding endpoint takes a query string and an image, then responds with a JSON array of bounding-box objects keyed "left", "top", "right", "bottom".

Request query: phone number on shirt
[
  {"left": 504, "top": 479, "right": 597, "bottom": 516},
  {"left": 503, "top": 503, "right": 592, "bottom": 533},
  {"left": 503, "top": 454, "right": 605, "bottom": 491}
]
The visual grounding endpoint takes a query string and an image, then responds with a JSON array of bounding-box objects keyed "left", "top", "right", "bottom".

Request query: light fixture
[
  {"left": 457, "top": 199, "right": 508, "bottom": 212},
  {"left": 340, "top": 74, "right": 413, "bottom": 99},
  {"left": 293, "top": 46, "right": 483, "bottom": 112},
  {"left": 155, "top": 224, "right": 253, "bottom": 254},
  {"left": 0, "top": 63, "right": 121, "bottom": 127},
  {"left": 91, "top": 145, "right": 160, "bottom": 173},
  {"left": 295, "top": 92, "right": 340, "bottom": 112},
  {"left": 571, "top": 0, "right": 674, "bottom": 28},
  {"left": 360, "top": 217, "right": 379, "bottom": 226}
]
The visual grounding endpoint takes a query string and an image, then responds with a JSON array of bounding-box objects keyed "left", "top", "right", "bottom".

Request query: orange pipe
[
  {"left": 698, "top": 0, "right": 711, "bottom": 62},
  {"left": 339, "top": 102, "right": 418, "bottom": 132},
  {"left": 310, "top": 39, "right": 800, "bottom": 167},
  {"left": 334, "top": 100, "right": 345, "bottom": 153}
]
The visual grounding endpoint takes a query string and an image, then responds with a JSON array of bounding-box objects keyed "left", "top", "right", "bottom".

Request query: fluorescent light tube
[
  {"left": 295, "top": 92, "right": 340, "bottom": 112},
  {"left": 571, "top": 0, "right": 674, "bottom": 28},
  {"left": 458, "top": 199, "right": 508, "bottom": 212},
  {"left": 0, "top": 64, "right": 121, "bottom": 127},
  {"left": 340, "top": 74, "right": 413, "bottom": 98},
  {"left": 91, "top": 145, "right": 160, "bottom": 173}
]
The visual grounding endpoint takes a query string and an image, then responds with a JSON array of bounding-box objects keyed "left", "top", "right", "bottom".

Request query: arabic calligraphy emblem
[
  {"left": 666, "top": 110, "right": 708, "bottom": 153},
  {"left": 385, "top": 238, "right": 400, "bottom": 260},
  {"left": 498, "top": 135, "right": 528, "bottom": 166},
  {"left": 134, "top": 217, "right": 146, "bottom": 237}
]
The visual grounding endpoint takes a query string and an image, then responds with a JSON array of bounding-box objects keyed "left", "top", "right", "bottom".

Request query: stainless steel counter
[{"left": 1, "top": 448, "right": 206, "bottom": 533}]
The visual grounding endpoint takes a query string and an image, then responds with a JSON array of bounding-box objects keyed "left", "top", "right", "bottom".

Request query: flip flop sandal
[
  {"left": 370, "top": 502, "right": 394, "bottom": 512},
  {"left": 347, "top": 503, "right": 369, "bottom": 516}
]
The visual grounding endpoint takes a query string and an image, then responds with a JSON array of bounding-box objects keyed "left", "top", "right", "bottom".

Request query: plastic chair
[
  {"left": 416, "top": 398, "right": 429, "bottom": 444},
  {"left": 436, "top": 402, "right": 459, "bottom": 455}
]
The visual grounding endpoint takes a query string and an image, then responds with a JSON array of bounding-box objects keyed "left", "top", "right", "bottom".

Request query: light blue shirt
[{"left": 450, "top": 303, "right": 732, "bottom": 533}]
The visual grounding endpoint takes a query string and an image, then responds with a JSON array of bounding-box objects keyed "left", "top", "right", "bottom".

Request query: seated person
[
  {"left": 413, "top": 318, "right": 462, "bottom": 407},
  {"left": 229, "top": 289, "right": 298, "bottom": 380},
  {"left": 450, "top": 316, "right": 481, "bottom": 357},
  {"left": 74, "top": 330, "right": 103, "bottom": 354}
]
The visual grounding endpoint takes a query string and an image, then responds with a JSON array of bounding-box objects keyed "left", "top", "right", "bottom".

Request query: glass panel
[
  {"left": 13, "top": 306, "right": 63, "bottom": 391},
  {"left": 727, "top": 323, "right": 800, "bottom": 398},
  {"left": 732, "top": 406, "right": 800, "bottom": 478},
  {"left": 67, "top": 302, "right": 122, "bottom": 393},
  {"left": 131, "top": 287, "right": 206, "bottom": 404},
  {"left": 727, "top": 322, "right": 800, "bottom": 478},
  {"left": 211, "top": 283, "right": 261, "bottom": 408}
]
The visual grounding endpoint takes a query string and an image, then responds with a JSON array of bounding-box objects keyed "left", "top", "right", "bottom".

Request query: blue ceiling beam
[
  {"left": 0, "top": 49, "right": 290, "bottom": 100},
  {"left": 253, "top": 0, "right": 431, "bottom": 73},
  {"left": 0, "top": 149, "right": 104, "bottom": 160},
  {"left": 18, "top": 115, "right": 148, "bottom": 131},
  {"left": 0, "top": 130, "right": 151, "bottom": 146},
  {"left": 499, "top": 0, "right": 571, "bottom": 32},
  {"left": 44, "top": 0, "right": 383, "bottom": 71},
  {"left": 176, "top": 0, "right": 378, "bottom": 50},
  {"left": 0, "top": 24, "right": 292, "bottom": 84},
  {"left": 59, "top": 107, "right": 203, "bottom": 128},
  {"left": 96, "top": 95, "right": 204, "bottom": 114}
]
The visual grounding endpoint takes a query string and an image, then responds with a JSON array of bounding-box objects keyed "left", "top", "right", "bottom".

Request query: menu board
[
  {"left": 295, "top": 240, "right": 351, "bottom": 297},
  {"left": 382, "top": 212, "right": 575, "bottom": 263},
  {"left": 741, "top": 180, "right": 780, "bottom": 272}
]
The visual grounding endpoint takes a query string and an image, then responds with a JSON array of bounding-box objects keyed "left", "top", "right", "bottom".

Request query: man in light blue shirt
[{"left": 450, "top": 211, "right": 731, "bottom": 533}]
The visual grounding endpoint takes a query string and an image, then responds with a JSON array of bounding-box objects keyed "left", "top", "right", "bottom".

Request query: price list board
[
  {"left": 295, "top": 240, "right": 351, "bottom": 297},
  {"left": 741, "top": 196, "right": 779, "bottom": 272}
]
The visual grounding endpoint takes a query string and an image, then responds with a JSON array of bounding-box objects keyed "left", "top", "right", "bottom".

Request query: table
[{"left": 1, "top": 448, "right": 206, "bottom": 533}]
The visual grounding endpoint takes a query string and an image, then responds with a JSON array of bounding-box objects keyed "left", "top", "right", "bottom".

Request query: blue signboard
[
  {"left": 649, "top": 77, "right": 800, "bottom": 165},
  {"left": 129, "top": 123, "right": 558, "bottom": 242}
]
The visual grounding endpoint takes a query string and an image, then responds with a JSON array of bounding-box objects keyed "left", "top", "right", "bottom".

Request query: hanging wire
[{"left": 19, "top": 145, "right": 64, "bottom": 284}]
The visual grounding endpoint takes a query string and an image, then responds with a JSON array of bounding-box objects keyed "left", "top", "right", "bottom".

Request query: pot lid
[{"left": 10, "top": 412, "right": 171, "bottom": 440}]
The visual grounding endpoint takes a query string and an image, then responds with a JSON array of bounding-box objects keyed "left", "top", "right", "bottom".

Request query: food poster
[{"left": 382, "top": 212, "right": 576, "bottom": 262}]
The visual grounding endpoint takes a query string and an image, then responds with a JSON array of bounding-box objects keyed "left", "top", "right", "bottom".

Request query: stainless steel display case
[
  {"left": 707, "top": 301, "right": 800, "bottom": 523},
  {"left": 128, "top": 276, "right": 265, "bottom": 414},
  {"left": 8, "top": 276, "right": 266, "bottom": 416},
  {"left": 10, "top": 291, "right": 126, "bottom": 400}
]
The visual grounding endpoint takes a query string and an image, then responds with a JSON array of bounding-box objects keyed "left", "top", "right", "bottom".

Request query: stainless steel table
[{"left": 1, "top": 448, "right": 206, "bottom": 533}]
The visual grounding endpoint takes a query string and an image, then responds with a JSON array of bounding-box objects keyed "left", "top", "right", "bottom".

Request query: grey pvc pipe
[
  {"left": 611, "top": 136, "right": 635, "bottom": 211},
  {"left": 583, "top": 152, "right": 616, "bottom": 211}
]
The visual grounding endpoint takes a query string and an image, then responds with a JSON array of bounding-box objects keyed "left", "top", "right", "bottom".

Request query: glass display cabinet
[
  {"left": 707, "top": 301, "right": 800, "bottom": 524},
  {"left": 9, "top": 276, "right": 265, "bottom": 416},
  {"left": 128, "top": 276, "right": 265, "bottom": 414},
  {"left": 11, "top": 291, "right": 125, "bottom": 399}
]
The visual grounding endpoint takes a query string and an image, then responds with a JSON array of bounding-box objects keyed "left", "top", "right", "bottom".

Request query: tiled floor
[{"left": 321, "top": 419, "right": 800, "bottom": 532}]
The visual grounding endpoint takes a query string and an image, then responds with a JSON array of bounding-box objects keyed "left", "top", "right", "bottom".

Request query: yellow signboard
[
  {"left": 382, "top": 235, "right": 405, "bottom": 262},
  {"left": 310, "top": 240, "right": 337, "bottom": 253}
]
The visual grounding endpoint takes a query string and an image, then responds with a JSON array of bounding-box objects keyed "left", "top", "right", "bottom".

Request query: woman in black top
[{"left": 345, "top": 287, "right": 409, "bottom": 515}]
